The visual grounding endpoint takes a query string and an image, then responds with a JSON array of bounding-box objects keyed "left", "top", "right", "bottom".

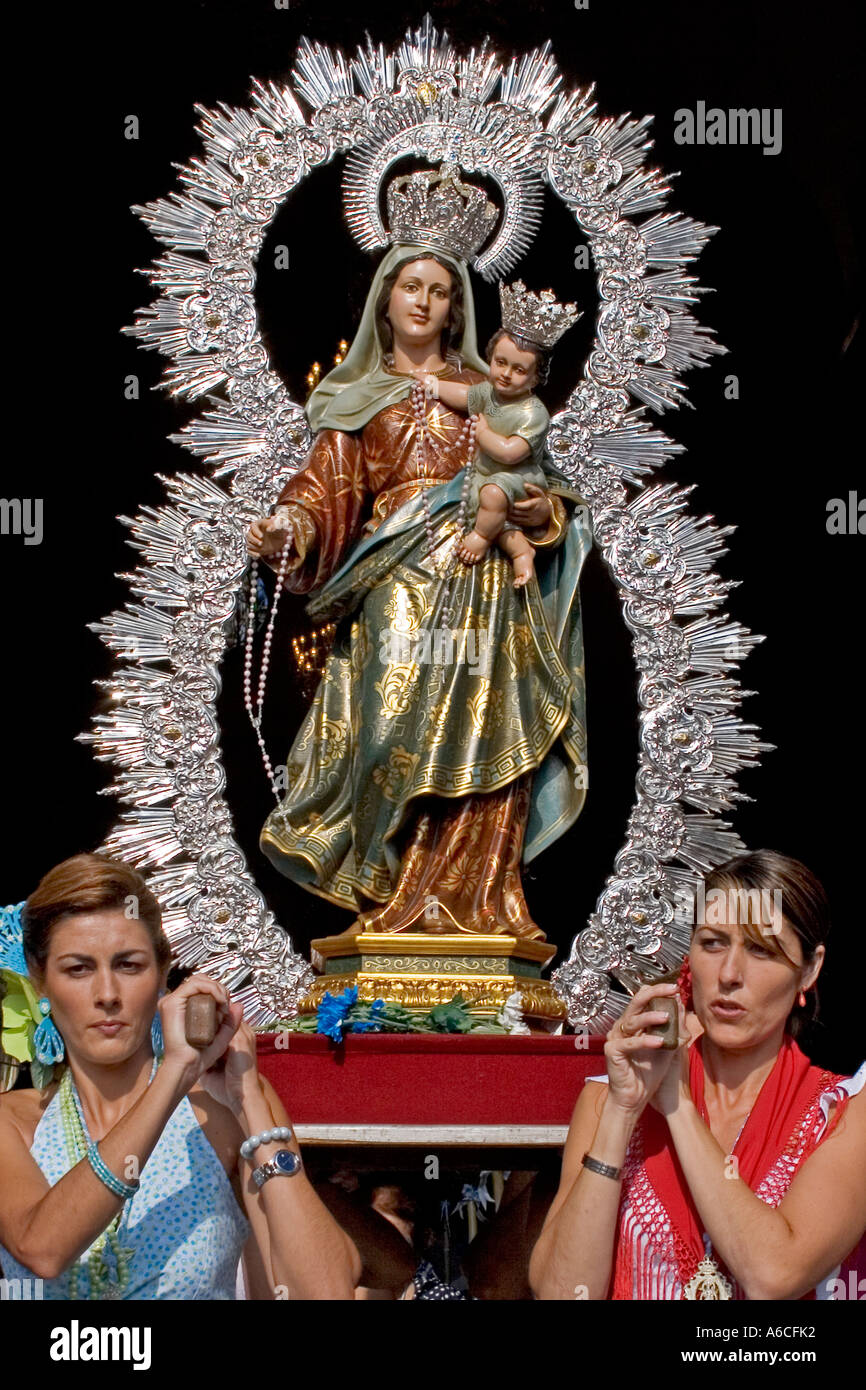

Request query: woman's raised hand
[
  {"left": 198, "top": 1017, "right": 261, "bottom": 1115},
  {"left": 649, "top": 996, "right": 691, "bottom": 1117},
  {"left": 604, "top": 982, "right": 683, "bottom": 1118},
  {"left": 158, "top": 973, "right": 244, "bottom": 1086},
  {"left": 246, "top": 511, "right": 291, "bottom": 559}
]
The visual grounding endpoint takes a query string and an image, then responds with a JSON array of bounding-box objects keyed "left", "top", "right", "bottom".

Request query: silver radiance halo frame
[{"left": 83, "top": 16, "right": 769, "bottom": 1028}]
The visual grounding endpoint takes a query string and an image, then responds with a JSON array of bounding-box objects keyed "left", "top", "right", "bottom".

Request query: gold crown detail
[
  {"left": 499, "top": 280, "right": 582, "bottom": 349},
  {"left": 386, "top": 162, "right": 498, "bottom": 263}
]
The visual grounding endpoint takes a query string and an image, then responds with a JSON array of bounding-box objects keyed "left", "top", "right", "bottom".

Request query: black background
[{"left": 5, "top": 0, "right": 862, "bottom": 1070}]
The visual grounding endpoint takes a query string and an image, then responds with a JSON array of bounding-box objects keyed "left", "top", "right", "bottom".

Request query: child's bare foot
[
  {"left": 512, "top": 551, "right": 536, "bottom": 588},
  {"left": 457, "top": 529, "right": 491, "bottom": 565}
]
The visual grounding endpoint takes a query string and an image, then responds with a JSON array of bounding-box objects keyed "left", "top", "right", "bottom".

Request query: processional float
[{"left": 82, "top": 16, "right": 767, "bottom": 1035}]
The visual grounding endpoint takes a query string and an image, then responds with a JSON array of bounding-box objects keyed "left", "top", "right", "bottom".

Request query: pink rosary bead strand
[
  {"left": 245, "top": 383, "right": 476, "bottom": 795},
  {"left": 244, "top": 530, "right": 292, "bottom": 802},
  {"left": 410, "top": 378, "right": 477, "bottom": 628}
]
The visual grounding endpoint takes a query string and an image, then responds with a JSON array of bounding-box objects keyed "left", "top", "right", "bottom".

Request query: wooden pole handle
[
  {"left": 647, "top": 994, "right": 679, "bottom": 1049},
  {"left": 185, "top": 994, "right": 217, "bottom": 1049},
  {"left": 645, "top": 966, "right": 681, "bottom": 1050}
]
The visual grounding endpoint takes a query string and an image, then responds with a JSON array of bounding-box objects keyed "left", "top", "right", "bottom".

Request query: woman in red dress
[{"left": 530, "top": 850, "right": 866, "bottom": 1300}]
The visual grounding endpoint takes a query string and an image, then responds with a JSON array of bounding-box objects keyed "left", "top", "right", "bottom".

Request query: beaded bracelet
[
  {"left": 86, "top": 1141, "right": 140, "bottom": 1200},
  {"left": 240, "top": 1126, "right": 293, "bottom": 1160}
]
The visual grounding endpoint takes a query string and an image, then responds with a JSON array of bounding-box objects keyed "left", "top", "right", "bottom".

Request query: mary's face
[
  {"left": 387, "top": 259, "right": 453, "bottom": 350},
  {"left": 37, "top": 911, "right": 163, "bottom": 1066}
]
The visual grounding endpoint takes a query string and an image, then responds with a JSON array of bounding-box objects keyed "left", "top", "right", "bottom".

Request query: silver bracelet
[
  {"left": 240, "top": 1125, "right": 293, "bottom": 1160},
  {"left": 581, "top": 1152, "right": 622, "bottom": 1181}
]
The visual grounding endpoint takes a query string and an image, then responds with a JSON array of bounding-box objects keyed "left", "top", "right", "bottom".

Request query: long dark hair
[
  {"left": 701, "top": 849, "right": 829, "bottom": 1039},
  {"left": 375, "top": 252, "right": 466, "bottom": 359}
]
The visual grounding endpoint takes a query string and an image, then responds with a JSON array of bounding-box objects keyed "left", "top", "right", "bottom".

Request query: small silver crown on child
[
  {"left": 499, "top": 280, "right": 582, "bottom": 349},
  {"left": 386, "top": 162, "right": 499, "bottom": 262}
]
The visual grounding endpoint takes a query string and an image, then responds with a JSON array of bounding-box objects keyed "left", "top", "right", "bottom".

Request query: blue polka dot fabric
[{"left": 0, "top": 1080, "right": 249, "bottom": 1299}]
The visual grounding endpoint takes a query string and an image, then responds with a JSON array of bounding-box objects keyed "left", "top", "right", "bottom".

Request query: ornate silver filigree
[{"left": 82, "top": 14, "right": 768, "bottom": 1030}]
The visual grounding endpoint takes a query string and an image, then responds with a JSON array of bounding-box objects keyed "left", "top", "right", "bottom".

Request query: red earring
[
  {"left": 797, "top": 990, "right": 807, "bottom": 1008},
  {"left": 678, "top": 957, "right": 693, "bottom": 1009}
]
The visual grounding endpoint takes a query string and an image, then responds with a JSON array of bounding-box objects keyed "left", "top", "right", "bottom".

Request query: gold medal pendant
[{"left": 684, "top": 1254, "right": 733, "bottom": 1300}]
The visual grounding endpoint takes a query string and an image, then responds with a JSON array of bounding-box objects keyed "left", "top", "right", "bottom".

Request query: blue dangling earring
[
  {"left": 34, "top": 997, "right": 65, "bottom": 1065},
  {"left": 150, "top": 1000, "right": 164, "bottom": 1058}
]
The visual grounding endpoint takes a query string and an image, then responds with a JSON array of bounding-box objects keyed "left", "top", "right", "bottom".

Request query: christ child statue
[{"left": 420, "top": 280, "right": 580, "bottom": 588}]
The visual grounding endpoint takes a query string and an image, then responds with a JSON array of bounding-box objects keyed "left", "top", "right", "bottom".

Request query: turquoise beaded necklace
[{"left": 58, "top": 1057, "right": 158, "bottom": 1299}]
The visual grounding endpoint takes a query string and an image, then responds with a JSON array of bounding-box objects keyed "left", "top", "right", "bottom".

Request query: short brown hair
[{"left": 23, "top": 854, "right": 171, "bottom": 976}]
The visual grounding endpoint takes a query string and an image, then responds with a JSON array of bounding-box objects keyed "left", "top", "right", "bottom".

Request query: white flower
[{"left": 496, "top": 991, "right": 530, "bottom": 1035}]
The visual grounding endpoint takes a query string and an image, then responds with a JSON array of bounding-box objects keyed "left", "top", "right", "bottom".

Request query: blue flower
[
  {"left": 454, "top": 1175, "right": 493, "bottom": 1221},
  {"left": 317, "top": 985, "right": 359, "bottom": 1042},
  {"left": 351, "top": 998, "right": 387, "bottom": 1034}
]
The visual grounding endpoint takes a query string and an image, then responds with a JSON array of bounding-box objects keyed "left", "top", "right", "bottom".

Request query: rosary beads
[
  {"left": 409, "top": 377, "right": 477, "bottom": 628},
  {"left": 243, "top": 519, "right": 292, "bottom": 802},
  {"left": 244, "top": 380, "right": 477, "bottom": 793}
]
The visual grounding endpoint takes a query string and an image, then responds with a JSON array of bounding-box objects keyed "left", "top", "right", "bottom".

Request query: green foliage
[{"left": 276, "top": 989, "right": 508, "bottom": 1038}]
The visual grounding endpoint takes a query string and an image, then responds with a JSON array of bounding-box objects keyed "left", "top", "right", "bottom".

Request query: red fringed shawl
[{"left": 611, "top": 1037, "right": 853, "bottom": 1300}]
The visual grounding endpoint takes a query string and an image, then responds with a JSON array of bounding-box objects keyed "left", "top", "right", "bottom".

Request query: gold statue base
[{"left": 302, "top": 932, "right": 566, "bottom": 1025}]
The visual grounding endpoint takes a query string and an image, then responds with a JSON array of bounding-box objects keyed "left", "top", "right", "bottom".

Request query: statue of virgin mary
[{"left": 246, "top": 165, "right": 591, "bottom": 944}]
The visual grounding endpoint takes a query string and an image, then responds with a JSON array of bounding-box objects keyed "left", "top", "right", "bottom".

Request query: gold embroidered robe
[{"left": 260, "top": 369, "right": 588, "bottom": 939}]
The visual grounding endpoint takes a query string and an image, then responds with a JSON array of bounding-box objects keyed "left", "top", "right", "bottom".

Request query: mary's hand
[
  {"left": 604, "top": 982, "right": 681, "bottom": 1119},
  {"left": 246, "top": 511, "right": 292, "bottom": 559},
  {"left": 508, "top": 483, "right": 552, "bottom": 530}
]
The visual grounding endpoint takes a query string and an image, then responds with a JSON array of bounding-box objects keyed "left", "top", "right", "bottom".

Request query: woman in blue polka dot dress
[{"left": 0, "top": 854, "right": 360, "bottom": 1299}]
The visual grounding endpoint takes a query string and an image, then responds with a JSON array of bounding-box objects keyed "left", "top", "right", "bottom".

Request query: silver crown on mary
[
  {"left": 499, "top": 280, "right": 582, "bottom": 350},
  {"left": 386, "top": 162, "right": 498, "bottom": 262}
]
